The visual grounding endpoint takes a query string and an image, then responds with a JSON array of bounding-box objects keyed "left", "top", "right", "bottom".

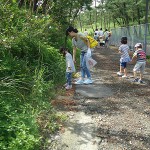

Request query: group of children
[
  {"left": 117, "top": 37, "right": 146, "bottom": 84},
  {"left": 93, "top": 28, "right": 111, "bottom": 48},
  {"left": 60, "top": 36, "right": 146, "bottom": 91},
  {"left": 84, "top": 28, "right": 111, "bottom": 48}
]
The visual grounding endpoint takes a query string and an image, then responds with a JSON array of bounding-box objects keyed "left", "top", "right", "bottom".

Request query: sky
[{"left": 91, "top": 0, "right": 101, "bottom": 8}]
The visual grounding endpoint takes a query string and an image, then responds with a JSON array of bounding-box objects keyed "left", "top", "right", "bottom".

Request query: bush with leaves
[{"left": 0, "top": 2, "right": 67, "bottom": 150}]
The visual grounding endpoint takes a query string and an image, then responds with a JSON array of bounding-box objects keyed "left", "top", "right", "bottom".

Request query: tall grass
[{"left": 0, "top": 2, "right": 67, "bottom": 149}]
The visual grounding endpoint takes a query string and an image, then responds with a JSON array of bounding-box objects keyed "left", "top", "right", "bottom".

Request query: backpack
[{"left": 87, "top": 36, "right": 98, "bottom": 48}]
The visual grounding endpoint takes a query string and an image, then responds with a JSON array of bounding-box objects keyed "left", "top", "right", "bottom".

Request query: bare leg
[
  {"left": 120, "top": 66, "right": 123, "bottom": 73},
  {"left": 139, "top": 73, "right": 143, "bottom": 80},
  {"left": 133, "top": 71, "right": 137, "bottom": 78},
  {"left": 124, "top": 68, "right": 127, "bottom": 76}
]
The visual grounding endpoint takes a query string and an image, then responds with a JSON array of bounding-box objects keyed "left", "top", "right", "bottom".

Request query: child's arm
[
  {"left": 129, "top": 51, "right": 134, "bottom": 57},
  {"left": 118, "top": 49, "right": 122, "bottom": 54},
  {"left": 118, "top": 46, "right": 122, "bottom": 53},
  {"left": 130, "top": 53, "right": 137, "bottom": 64},
  {"left": 118, "top": 50, "right": 121, "bottom": 54},
  {"left": 73, "top": 46, "right": 77, "bottom": 63}
]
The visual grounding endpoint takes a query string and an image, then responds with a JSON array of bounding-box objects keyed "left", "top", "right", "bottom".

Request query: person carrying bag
[{"left": 66, "top": 26, "right": 95, "bottom": 84}]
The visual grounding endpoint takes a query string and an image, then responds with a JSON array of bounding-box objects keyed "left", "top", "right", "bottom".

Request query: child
[
  {"left": 117, "top": 37, "right": 131, "bottom": 78},
  {"left": 94, "top": 33, "right": 99, "bottom": 42},
  {"left": 99, "top": 36, "right": 105, "bottom": 47},
  {"left": 60, "top": 47, "right": 75, "bottom": 90},
  {"left": 131, "top": 43, "right": 146, "bottom": 83}
]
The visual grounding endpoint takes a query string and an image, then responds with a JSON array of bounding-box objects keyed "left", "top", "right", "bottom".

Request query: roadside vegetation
[
  {"left": 0, "top": 0, "right": 94, "bottom": 149},
  {"left": 0, "top": 3, "right": 65, "bottom": 150},
  {"left": 78, "top": 0, "right": 149, "bottom": 31}
]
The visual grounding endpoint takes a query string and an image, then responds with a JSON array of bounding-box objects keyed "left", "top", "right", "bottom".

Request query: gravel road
[{"left": 49, "top": 46, "right": 150, "bottom": 150}]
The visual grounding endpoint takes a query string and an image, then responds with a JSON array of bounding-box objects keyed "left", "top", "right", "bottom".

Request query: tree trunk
[
  {"left": 100, "top": 11, "right": 103, "bottom": 28},
  {"left": 18, "top": 0, "right": 24, "bottom": 8},
  {"left": 33, "top": 0, "right": 38, "bottom": 12},
  {"left": 136, "top": 0, "right": 141, "bottom": 24},
  {"left": 78, "top": 14, "right": 82, "bottom": 31},
  {"left": 42, "top": 0, "right": 48, "bottom": 14}
]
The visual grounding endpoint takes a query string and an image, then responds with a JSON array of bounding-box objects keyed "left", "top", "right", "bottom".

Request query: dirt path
[{"left": 50, "top": 46, "right": 150, "bottom": 150}]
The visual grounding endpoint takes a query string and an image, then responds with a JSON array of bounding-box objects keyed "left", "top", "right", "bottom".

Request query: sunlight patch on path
[
  {"left": 75, "top": 84, "right": 114, "bottom": 98},
  {"left": 59, "top": 111, "right": 101, "bottom": 150}
]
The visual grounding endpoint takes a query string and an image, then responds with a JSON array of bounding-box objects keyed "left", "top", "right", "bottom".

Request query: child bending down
[
  {"left": 60, "top": 47, "right": 75, "bottom": 90},
  {"left": 131, "top": 43, "right": 146, "bottom": 83},
  {"left": 117, "top": 37, "right": 131, "bottom": 78}
]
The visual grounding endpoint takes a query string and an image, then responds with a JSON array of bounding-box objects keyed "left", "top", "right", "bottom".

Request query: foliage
[
  {"left": 147, "top": 55, "right": 150, "bottom": 63},
  {"left": 17, "top": 0, "right": 93, "bottom": 25},
  {"left": 0, "top": 2, "right": 67, "bottom": 150},
  {"left": 78, "top": 0, "right": 150, "bottom": 30}
]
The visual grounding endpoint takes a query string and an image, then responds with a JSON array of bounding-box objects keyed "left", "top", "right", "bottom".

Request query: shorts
[
  {"left": 120, "top": 62, "right": 127, "bottom": 68},
  {"left": 133, "top": 62, "right": 146, "bottom": 73}
]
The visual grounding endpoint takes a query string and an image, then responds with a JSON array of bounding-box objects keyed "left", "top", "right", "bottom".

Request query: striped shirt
[
  {"left": 119, "top": 44, "right": 130, "bottom": 62},
  {"left": 133, "top": 49, "right": 146, "bottom": 62}
]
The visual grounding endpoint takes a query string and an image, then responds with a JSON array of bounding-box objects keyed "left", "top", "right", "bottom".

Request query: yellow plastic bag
[
  {"left": 87, "top": 36, "right": 98, "bottom": 48},
  {"left": 73, "top": 72, "right": 80, "bottom": 78}
]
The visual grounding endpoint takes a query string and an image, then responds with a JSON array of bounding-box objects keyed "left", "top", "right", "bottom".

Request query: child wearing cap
[
  {"left": 117, "top": 37, "right": 131, "bottom": 78},
  {"left": 131, "top": 43, "right": 146, "bottom": 83},
  {"left": 60, "top": 47, "right": 76, "bottom": 90}
]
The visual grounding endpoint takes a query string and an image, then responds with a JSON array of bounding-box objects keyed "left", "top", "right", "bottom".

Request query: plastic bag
[
  {"left": 87, "top": 48, "right": 91, "bottom": 57},
  {"left": 87, "top": 36, "right": 98, "bottom": 48},
  {"left": 86, "top": 57, "right": 97, "bottom": 70}
]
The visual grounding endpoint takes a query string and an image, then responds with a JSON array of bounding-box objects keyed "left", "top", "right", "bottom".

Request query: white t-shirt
[
  {"left": 66, "top": 52, "right": 75, "bottom": 73},
  {"left": 104, "top": 31, "right": 109, "bottom": 38},
  {"left": 94, "top": 30, "right": 99, "bottom": 36},
  {"left": 84, "top": 31, "right": 88, "bottom": 36},
  {"left": 99, "top": 30, "right": 103, "bottom": 36}
]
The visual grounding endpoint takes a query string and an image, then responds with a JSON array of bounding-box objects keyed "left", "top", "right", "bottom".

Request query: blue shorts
[{"left": 120, "top": 62, "right": 127, "bottom": 68}]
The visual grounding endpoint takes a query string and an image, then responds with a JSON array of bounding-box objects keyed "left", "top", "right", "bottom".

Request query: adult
[
  {"left": 94, "top": 28, "right": 99, "bottom": 36},
  {"left": 99, "top": 28, "right": 103, "bottom": 36},
  {"left": 98, "top": 28, "right": 104, "bottom": 47},
  {"left": 103, "top": 29, "right": 109, "bottom": 48},
  {"left": 66, "top": 26, "right": 93, "bottom": 84}
]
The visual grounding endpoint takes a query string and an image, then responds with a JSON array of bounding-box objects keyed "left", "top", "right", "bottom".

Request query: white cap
[{"left": 134, "top": 43, "right": 142, "bottom": 48}]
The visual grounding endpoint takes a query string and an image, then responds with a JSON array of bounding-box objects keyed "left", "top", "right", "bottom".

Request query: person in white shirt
[
  {"left": 60, "top": 47, "right": 75, "bottom": 90},
  {"left": 103, "top": 29, "right": 110, "bottom": 48},
  {"left": 94, "top": 28, "right": 99, "bottom": 36},
  {"left": 99, "top": 28, "right": 103, "bottom": 36},
  {"left": 94, "top": 33, "right": 99, "bottom": 41},
  {"left": 84, "top": 29, "right": 88, "bottom": 36}
]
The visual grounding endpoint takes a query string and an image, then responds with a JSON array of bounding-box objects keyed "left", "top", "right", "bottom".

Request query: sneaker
[
  {"left": 65, "top": 85, "right": 72, "bottom": 90},
  {"left": 83, "top": 79, "right": 93, "bottom": 84},
  {"left": 75, "top": 79, "right": 84, "bottom": 85},
  {"left": 63, "top": 83, "right": 68, "bottom": 87},
  {"left": 138, "top": 80, "right": 144, "bottom": 84},
  {"left": 122, "top": 75, "right": 128, "bottom": 78},
  {"left": 117, "top": 72, "right": 123, "bottom": 76},
  {"left": 132, "top": 78, "right": 139, "bottom": 82}
]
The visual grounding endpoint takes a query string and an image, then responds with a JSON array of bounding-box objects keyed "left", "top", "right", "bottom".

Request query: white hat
[{"left": 134, "top": 43, "right": 142, "bottom": 48}]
